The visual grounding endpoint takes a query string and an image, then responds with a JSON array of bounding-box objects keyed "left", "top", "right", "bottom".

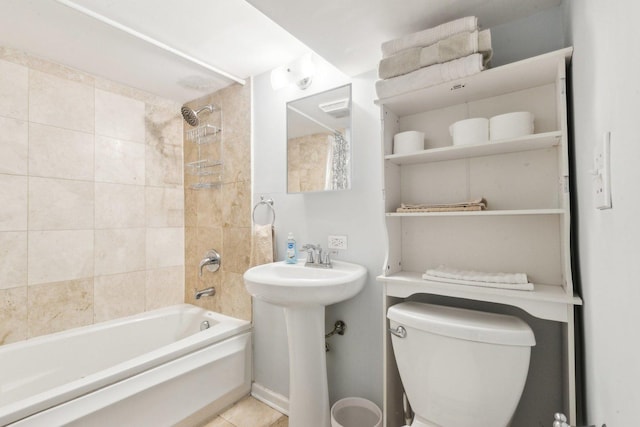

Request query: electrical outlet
[{"left": 328, "top": 235, "right": 348, "bottom": 250}]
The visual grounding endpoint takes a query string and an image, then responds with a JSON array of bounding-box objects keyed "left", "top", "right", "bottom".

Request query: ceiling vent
[{"left": 318, "top": 98, "right": 350, "bottom": 118}]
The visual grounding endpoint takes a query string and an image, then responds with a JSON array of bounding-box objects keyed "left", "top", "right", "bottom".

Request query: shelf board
[
  {"left": 386, "top": 208, "right": 564, "bottom": 217},
  {"left": 378, "top": 271, "right": 581, "bottom": 323},
  {"left": 375, "top": 47, "right": 573, "bottom": 116},
  {"left": 385, "top": 131, "right": 561, "bottom": 165}
]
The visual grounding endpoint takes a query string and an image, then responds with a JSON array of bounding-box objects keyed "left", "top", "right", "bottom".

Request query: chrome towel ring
[{"left": 252, "top": 196, "right": 275, "bottom": 226}]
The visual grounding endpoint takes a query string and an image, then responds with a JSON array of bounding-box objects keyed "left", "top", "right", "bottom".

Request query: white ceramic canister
[
  {"left": 489, "top": 111, "right": 534, "bottom": 141},
  {"left": 393, "top": 130, "right": 425, "bottom": 154},
  {"left": 449, "top": 118, "right": 489, "bottom": 146}
]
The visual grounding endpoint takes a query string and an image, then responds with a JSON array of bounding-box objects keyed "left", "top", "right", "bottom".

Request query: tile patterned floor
[{"left": 200, "top": 396, "right": 288, "bottom": 427}]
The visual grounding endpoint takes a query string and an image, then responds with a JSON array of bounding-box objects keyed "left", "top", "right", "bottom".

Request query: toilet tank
[{"left": 387, "top": 302, "right": 535, "bottom": 427}]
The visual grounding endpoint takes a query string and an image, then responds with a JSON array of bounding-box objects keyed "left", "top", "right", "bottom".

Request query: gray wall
[
  {"left": 490, "top": 5, "right": 567, "bottom": 67},
  {"left": 565, "top": 1, "right": 640, "bottom": 425},
  {"left": 251, "top": 58, "right": 385, "bottom": 408}
]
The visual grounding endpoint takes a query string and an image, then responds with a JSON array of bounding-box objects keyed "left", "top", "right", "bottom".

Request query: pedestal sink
[{"left": 243, "top": 259, "right": 367, "bottom": 427}]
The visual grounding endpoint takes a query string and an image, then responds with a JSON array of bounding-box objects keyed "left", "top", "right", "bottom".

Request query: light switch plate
[{"left": 594, "top": 132, "right": 612, "bottom": 209}]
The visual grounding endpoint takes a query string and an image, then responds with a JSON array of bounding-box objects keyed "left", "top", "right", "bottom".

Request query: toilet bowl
[{"left": 387, "top": 302, "right": 535, "bottom": 427}]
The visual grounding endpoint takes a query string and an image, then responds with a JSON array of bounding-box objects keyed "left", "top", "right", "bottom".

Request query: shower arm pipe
[
  {"left": 54, "top": 0, "right": 246, "bottom": 86},
  {"left": 287, "top": 105, "right": 342, "bottom": 136}
]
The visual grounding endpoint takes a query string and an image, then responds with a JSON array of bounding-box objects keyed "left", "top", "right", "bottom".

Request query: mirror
[{"left": 287, "top": 84, "right": 352, "bottom": 193}]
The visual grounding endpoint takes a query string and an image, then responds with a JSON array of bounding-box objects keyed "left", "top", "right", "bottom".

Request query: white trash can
[{"left": 331, "top": 397, "right": 382, "bottom": 427}]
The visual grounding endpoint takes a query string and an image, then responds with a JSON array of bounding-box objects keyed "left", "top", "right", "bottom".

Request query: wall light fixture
[{"left": 270, "top": 53, "right": 315, "bottom": 90}]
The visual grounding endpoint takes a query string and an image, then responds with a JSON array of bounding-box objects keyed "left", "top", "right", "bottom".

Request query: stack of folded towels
[
  {"left": 397, "top": 198, "right": 487, "bottom": 213},
  {"left": 423, "top": 265, "right": 534, "bottom": 291},
  {"left": 376, "top": 16, "right": 493, "bottom": 99}
]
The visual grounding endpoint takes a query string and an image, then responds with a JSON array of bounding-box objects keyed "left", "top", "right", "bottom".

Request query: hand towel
[
  {"left": 425, "top": 265, "right": 530, "bottom": 285},
  {"left": 382, "top": 16, "right": 478, "bottom": 58},
  {"left": 375, "top": 53, "right": 485, "bottom": 100},
  {"left": 422, "top": 273, "right": 535, "bottom": 291},
  {"left": 397, "top": 198, "right": 487, "bottom": 213},
  {"left": 379, "top": 30, "right": 492, "bottom": 79},
  {"left": 250, "top": 223, "right": 275, "bottom": 267}
]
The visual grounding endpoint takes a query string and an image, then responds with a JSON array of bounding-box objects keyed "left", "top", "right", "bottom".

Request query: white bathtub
[{"left": 0, "top": 304, "right": 252, "bottom": 426}]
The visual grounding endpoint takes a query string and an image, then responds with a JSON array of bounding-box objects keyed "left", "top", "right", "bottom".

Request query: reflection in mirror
[{"left": 287, "top": 84, "right": 352, "bottom": 193}]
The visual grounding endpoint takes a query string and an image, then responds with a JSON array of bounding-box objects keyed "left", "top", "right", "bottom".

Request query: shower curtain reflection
[{"left": 325, "top": 131, "right": 350, "bottom": 191}]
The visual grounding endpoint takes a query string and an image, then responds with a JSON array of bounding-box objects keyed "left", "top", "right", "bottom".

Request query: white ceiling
[{"left": 0, "top": 0, "right": 561, "bottom": 103}]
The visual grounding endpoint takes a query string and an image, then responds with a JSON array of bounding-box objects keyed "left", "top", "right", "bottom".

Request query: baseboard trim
[{"left": 251, "top": 382, "right": 289, "bottom": 416}]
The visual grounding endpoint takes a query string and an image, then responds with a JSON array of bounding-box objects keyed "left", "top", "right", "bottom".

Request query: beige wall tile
[
  {"left": 146, "top": 103, "right": 183, "bottom": 147},
  {"left": 222, "top": 227, "right": 251, "bottom": 274},
  {"left": 146, "top": 186, "right": 184, "bottom": 227},
  {"left": 94, "top": 228, "right": 146, "bottom": 276},
  {"left": 0, "top": 174, "right": 27, "bottom": 231},
  {"left": 95, "top": 182, "right": 145, "bottom": 229},
  {"left": 95, "top": 89, "right": 145, "bottom": 143},
  {"left": 185, "top": 188, "right": 198, "bottom": 228},
  {"left": 0, "top": 59, "right": 28, "bottom": 120},
  {"left": 29, "top": 123, "right": 94, "bottom": 181},
  {"left": 29, "top": 70, "right": 94, "bottom": 133},
  {"left": 219, "top": 271, "right": 251, "bottom": 321},
  {"left": 95, "top": 136, "right": 145, "bottom": 185},
  {"left": 28, "top": 230, "right": 94, "bottom": 285},
  {"left": 0, "top": 117, "right": 28, "bottom": 175},
  {"left": 0, "top": 286, "right": 27, "bottom": 345},
  {"left": 196, "top": 186, "right": 223, "bottom": 228},
  {"left": 0, "top": 48, "right": 186, "bottom": 344},
  {"left": 223, "top": 135, "right": 251, "bottom": 184},
  {"left": 146, "top": 142, "right": 183, "bottom": 187},
  {"left": 145, "top": 266, "right": 184, "bottom": 310},
  {"left": 0, "top": 232, "right": 27, "bottom": 290},
  {"left": 222, "top": 181, "right": 251, "bottom": 228},
  {"left": 28, "top": 177, "right": 94, "bottom": 230},
  {"left": 27, "top": 278, "right": 93, "bottom": 338},
  {"left": 146, "top": 227, "right": 184, "bottom": 269},
  {"left": 94, "top": 271, "right": 146, "bottom": 323}
]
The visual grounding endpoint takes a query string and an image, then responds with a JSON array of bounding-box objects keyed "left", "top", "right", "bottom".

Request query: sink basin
[
  {"left": 243, "top": 259, "right": 367, "bottom": 307},
  {"left": 243, "top": 258, "right": 367, "bottom": 427}
]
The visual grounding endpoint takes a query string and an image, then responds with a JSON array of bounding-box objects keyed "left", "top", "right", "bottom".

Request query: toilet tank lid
[{"left": 387, "top": 302, "right": 535, "bottom": 347}]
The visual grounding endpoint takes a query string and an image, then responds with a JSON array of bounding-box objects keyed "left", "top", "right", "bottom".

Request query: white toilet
[{"left": 387, "top": 302, "right": 535, "bottom": 427}]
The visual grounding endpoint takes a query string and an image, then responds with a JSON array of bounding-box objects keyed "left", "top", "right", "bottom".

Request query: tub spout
[{"left": 195, "top": 287, "right": 216, "bottom": 299}]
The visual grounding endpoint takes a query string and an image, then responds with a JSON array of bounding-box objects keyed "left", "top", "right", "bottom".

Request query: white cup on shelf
[
  {"left": 393, "top": 130, "right": 425, "bottom": 154},
  {"left": 449, "top": 118, "right": 489, "bottom": 146},
  {"left": 489, "top": 111, "right": 534, "bottom": 141}
]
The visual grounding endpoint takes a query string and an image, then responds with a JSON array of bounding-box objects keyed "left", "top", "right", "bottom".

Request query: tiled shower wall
[
  {"left": 183, "top": 82, "right": 252, "bottom": 321},
  {"left": 0, "top": 47, "right": 185, "bottom": 345}
]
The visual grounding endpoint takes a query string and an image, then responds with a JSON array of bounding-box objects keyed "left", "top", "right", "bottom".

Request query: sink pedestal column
[{"left": 284, "top": 304, "right": 330, "bottom": 427}]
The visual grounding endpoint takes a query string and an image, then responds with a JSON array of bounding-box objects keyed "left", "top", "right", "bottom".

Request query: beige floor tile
[
  {"left": 270, "top": 415, "right": 289, "bottom": 427},
  {"left": 219, "top": 397, "right": 284, "bottom": 427},
  {"left": 201, "top": 416, "right": 234, "bottom": 427}
]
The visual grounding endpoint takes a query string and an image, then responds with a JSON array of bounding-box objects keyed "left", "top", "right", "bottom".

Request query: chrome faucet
[
  {"left": 195, "top": 287, "right": 216, "bottom": 299},
  {"left": 199, "top": 250, "right": 221, "bottom": 278},
  {"left": 301, "top": 243, "right": 332, "bottom": 268}
]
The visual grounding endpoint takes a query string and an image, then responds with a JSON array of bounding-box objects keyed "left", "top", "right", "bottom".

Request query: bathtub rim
[{"left": 0, "top": 304, "right": 251, "bottom": 426}]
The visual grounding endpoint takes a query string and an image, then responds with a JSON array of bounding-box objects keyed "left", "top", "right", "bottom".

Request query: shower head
[{"left": 181, "top": 104, "right": 215, "bottom": 127}]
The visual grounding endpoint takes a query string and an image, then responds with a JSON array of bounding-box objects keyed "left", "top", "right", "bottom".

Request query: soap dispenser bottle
[{"left": 285, "top": 232, "right": 297, "bottom": 264}]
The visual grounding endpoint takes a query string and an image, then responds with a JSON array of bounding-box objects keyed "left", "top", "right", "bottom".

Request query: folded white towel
[
  {"left": 422, "top": 274, "right": 535, "bottom": 291},
  {"left": 379, "top": 30, "right": 492, "bottom": 79},
  {"left": 382, "top": 16, "right": 478, "bottom": 58},
  {"left": 425, "top": 265, "right": 530, "bottom": 284},
  {"left": 375, "top": 53, "right": 485, "bottom": 100}
]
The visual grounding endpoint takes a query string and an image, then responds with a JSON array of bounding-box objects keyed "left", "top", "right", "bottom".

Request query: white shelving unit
[{"left": 376, "top": 47, "right": 581, "bottom": 426}]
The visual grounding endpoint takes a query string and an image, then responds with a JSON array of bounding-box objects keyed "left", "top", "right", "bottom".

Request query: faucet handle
[{"left": 321, "top": 250, "right": 332, "bottom": 267}]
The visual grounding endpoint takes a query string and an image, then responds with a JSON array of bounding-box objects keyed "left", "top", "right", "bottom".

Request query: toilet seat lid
[{"left": 387, "top": 302, "right": 535, "bottom": 346}]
